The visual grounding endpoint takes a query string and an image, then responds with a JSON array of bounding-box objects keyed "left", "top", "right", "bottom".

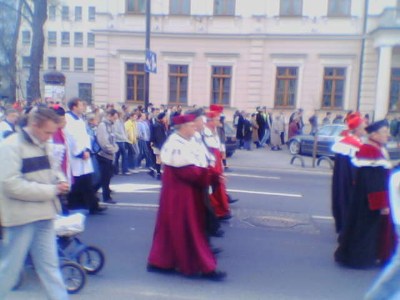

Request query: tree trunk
[{"left": 26, "top": 0, "right": 47, "bottom": 104}]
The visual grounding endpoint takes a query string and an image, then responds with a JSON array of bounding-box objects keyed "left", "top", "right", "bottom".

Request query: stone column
[{"left": 374, "top": 46, "right": 392, "bottom": 120}]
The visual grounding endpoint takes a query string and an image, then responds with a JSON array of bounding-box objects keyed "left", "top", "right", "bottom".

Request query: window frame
[
  {"left": 126, "top": 63, "right": 145, "bottom": 103},
  {"left": 88, "top": 6, "right": 96, "bottom": 21},
  {"left": 61, "top": 57, "right": 70, "bottom": 71},
  {"left": 168, "top": 64, "right": 189, "bottom": 105},
  {"left": 274, "top": 66, "right": 298, "bottom": 108},
  {"left": 210, "top": 66, "right": 232, "bottom": 106},
  {"left": 61, "top": 32, "right": 70, "bottom": 46},
  {"left": 389, "top": 68, "right": 400, "bottom": 112},
  {"left": 126, "top": 0, "right": 146, "bottom": 14},
  {"left": 327, "top": 0, "right": 351, "bottom": 17},
  {"left": 87, "top": 58, "right": 95, "bottom": 72},
  {"left": 279, "top": 0, "right": 303, "bottom": 17},
  {"left": 87, "top": 33, "right": 95, "bottom": 47},
  {"left": 169, "top": 0, "right": 191, "bottom": 15},
  {"left": 74, "top": 32, "right": 83, "bottom": 47},
  {"left": 213, "top": 0, "right": 235, "bottom": 16},
  {"left": 321, "top": 67, "right": 346, "bottom": 109},
  {"left": 48, "top": 31, "right": 57, "bottom": 46},
  {"left": 62, "top": 6, "right": 69, "bottom": 21},
  {"left": 74, "top": 58, "right": 83, "bottom": 71},
  {"left": 49, "top": 5, "right": 56, "bottom": 21},
  {"left": 78, "top": 83, "right": 92, "bottom": 104},
  {"left": 48, "top": 57, "right": 57, "bottom": 70},
  {"left": 75, "top": 6, "right": 82, "bottom": 21}
]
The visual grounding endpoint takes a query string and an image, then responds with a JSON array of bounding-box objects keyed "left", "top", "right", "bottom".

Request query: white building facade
[{"left": 17, "top": 0, "right": 400, "bottom": 120}]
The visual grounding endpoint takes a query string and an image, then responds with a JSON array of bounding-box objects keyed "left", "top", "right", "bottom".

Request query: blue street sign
[{"left": 145, "top": 50, "right": 157, "bottom": 73}]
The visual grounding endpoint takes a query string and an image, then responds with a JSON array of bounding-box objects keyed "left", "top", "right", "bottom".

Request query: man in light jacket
[
  {"left": 97, "top": 109, "right": 119, "bottom": 203},
  {"left": 0, "top": 107, "right": 69, "bottom": 299}
]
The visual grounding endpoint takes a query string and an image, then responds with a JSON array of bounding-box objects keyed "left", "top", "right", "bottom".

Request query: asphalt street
[{"left": 7, "top": 147, "right": 381, "bottom": 300}]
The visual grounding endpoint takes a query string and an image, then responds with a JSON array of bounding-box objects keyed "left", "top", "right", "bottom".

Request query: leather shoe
[
  {"left": 202, "top": 270, "right": 227, "bottom": 281},
  {"left": 211, "top": 229, "right": 225, "bottom": 238},
  {"left": 211, "top": 247, "right": 223, "bottom": 255},
  {"left": 228, "top": 198, "right": 239, "bottom": 204},
  {"left": 90, "top": 206, "right": 108, "bottom": 215},
  {"left": 146, "top": 264, "right": 175, "bottom": 273}
]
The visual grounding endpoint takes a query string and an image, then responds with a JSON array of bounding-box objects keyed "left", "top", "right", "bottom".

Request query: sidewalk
[{"left": 227, "top": 145, "right": 333, "bottom": 174}]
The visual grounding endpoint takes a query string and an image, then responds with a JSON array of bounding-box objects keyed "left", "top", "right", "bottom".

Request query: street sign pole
[{"left": 144, "top": 0, "right": 151, "bottom": 112}]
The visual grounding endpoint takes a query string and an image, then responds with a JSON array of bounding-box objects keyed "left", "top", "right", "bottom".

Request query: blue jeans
[
  {"left": 365, "top": 224, "right": 400, "bottom": 300},
  {"left": 114, "top": 142, "right": 129, "bottom": 174},
  {"left": 0, "top": 220, "right": 68, "bottom": 300}
]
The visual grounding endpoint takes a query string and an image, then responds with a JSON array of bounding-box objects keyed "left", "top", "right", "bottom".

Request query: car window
[{"left": 317, "top": 126, "right": 334, "bottom": 136}]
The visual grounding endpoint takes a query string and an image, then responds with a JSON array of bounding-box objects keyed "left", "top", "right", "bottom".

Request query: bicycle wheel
[
  {"left": 61, "top": 261, "right": 86, "bottom": 294},
  {"left": 77, "top": 246, "right": 105, "bottom": 275}
]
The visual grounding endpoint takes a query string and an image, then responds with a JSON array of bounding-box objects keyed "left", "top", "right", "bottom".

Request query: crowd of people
[{"left": 0, "top": 98, "right": 240, "bottom": 298}]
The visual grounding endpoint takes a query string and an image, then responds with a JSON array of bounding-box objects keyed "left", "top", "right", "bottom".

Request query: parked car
[
  {"left": 288, "top": 124, "right": 400, "bottom": 161},
  {"left": 224, "top": 122, "right": 237, "bottom": 157},
  {"left": 288, "top": 124, "right": 346, "bottom": 157}
]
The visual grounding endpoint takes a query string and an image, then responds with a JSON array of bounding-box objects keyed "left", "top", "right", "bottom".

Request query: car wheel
[{"left": 289, "top": 140, "right": 300, "bottom": 155}]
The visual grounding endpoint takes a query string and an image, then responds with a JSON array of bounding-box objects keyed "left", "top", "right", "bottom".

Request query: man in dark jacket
[{"left": 151, "top": 112, "right": 168, "bottom": 179}]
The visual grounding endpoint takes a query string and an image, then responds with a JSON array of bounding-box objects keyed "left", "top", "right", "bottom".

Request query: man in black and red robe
[
  {"left": 147, "top": 114, "right": 226, "bottom": 280},
  {"left": 335, "top": 119, "right": 397, "bottom": 268},
  {"left": 331, "top": 112, "right": 365, "bottom": 233}
]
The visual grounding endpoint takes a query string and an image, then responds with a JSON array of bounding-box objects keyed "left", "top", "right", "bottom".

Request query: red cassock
[
  {"left": 147, "top": 164, "right": 217, "bottom": 275},
  {"left": 208, "top": 148, "right": 230, "bottom": 217}
]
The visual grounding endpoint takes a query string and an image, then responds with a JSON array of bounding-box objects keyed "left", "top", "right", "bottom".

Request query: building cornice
[
  {"left": 92, "top": 29, "right": 362, "bottom": 41},
  {"left": 161, "top": 51, "right": 196, "bottom": 57}
]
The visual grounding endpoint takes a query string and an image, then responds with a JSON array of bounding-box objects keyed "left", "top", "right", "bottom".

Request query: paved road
[{"left": 7, "top": 148, "right": 380, "bottom": 300}]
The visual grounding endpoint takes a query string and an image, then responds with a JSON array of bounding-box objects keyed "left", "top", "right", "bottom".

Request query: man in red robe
[
  {"left": 203, "top": 106, "right": 231, "bottom": 220},
  {"left": 147, "top": 114, "right": 226, "bottom": 280},
  {"left": 335, "top": 119, "right": 396, "bottom": 268},
  {"left": 331, "top": 112, "right": 365, "bottom": 233}
]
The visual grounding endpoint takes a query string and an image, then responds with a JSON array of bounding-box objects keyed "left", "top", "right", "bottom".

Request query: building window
[
  {"left": 280, "top": 0, "right": 303, "bottom": 16},
  {"left": 322, "top": 67, "right": 346, "bottom": 109},
  {"left": 389, "top": 68, "right": 400, "bottom": 111},
  {"left": 62, "top": 6, "right": 69, "bottom": 21},
  {"left": 87, "top": 58, "right": 95, "bottom": 72},
  {"left": 61, "top": 57, "right": 70, "bottom": 71},
  {"left": 79, "top": 83, "right": 92, "bottom": 103},
  {"left": 75, "top": 6, "right": 82, "bottom": 21},
  {"left": 214, "top": 0, "right": 235, "bottom": 16},
  {"left": 74, "top": 58, "right": 83, "bottom": 71},
  {"left": 126, "top": 63, "right": 145, "bottom": 102},
  {"left": 61, "top": 32, "right": 70, "bottom": 45},
  {"left": 126, "top": 0, "right": 145, "bottom": 14},
  {"left": 87, "top": 33, "right": 95, "bottom": 47},
  {"left": 88, "top": 6, "right": 96, "bottom": 21},
  {"left": 274, "top": 67, "right": 298, "bottom": 108},
  {"left": 48, "top": 31, "right": 57, "bottom": 46},
  {"left": 170, "top": 0, "right": 190, "bottom": 15},
  {"left": 48, "top": 57, "right": 57, "bottom": 70},
  {"left": 169, "top": 65, "right": 188, "bottom": 104},
  {"left": 74, "top": 32, "right": 83, "bottom": 46},
  {"left": 327, "top": 0, "right": 351, "bottom": 17},
  {"left": 22, "top": 31, "right": 31, "bottom": 45},
  {"left": 211, "top": 66, "right": 232, "bottom": 105},
  {"left": 49, "top": 5, "right": 56, "bottom": 20},
  {"left": 22, "top": 56, "right": 30, "bottom": 69}
]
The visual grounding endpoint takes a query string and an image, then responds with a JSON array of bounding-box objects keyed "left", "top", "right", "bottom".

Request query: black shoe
[
  {"left": 218, "top": 214, "right": 232, "bottom": 221},
  {"left": 211, "top": 247, "right": 223, "bottom": 255},
  {"left": 147, "top": 264, "right": 175, "bottom": 273},
  {"left": 202, "top": 270, "right": 227, "bottom": 281},
  {"left": 90, "top": 206, "right": 108, "bottom": 215},
  {"left": 228, "top": 198, "right": 239, "bottom": 204},
  {"left": 156, "top": 173, "right": 162, "bottom": 180},
  {"left": 211, "top": 229, "right": 225, "bottom": 238}
]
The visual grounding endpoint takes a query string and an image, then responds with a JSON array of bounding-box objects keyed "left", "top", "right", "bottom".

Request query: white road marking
[
  {"left": 226, "top": 173, "right": 280, "bottom": 180},
  {"left": 227, "top": 188, "right": 302, "bottom": 198},
  {"left": 312, "top": 215, "right": 334, "bottom": 221}
]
